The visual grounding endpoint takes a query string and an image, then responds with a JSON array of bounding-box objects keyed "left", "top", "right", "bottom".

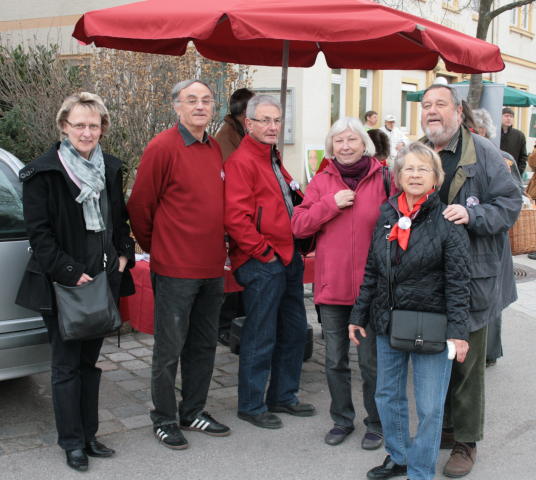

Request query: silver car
[{"left": 0, "top": 148, "right": 50, "bottom": 380}]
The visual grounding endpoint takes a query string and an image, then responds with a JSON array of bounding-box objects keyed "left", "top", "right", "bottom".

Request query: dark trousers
[
  {"left": 444, "top": 326, "right": 487, "bottom": 442},
  {"left": 41, "top": 270, "right": 122, "bottom": 451},
  {"left": 42, "top": 315, "right": 104, "bottom": 451},
  {"left": 319, "top": 305, "right": 381, "bottom": 432},
  {"left": 234, "top": 252, "right": 307, "bottom": 415},
  {"left": 486, "top": 313, "right": 503, "bottom": 362},
  {"left": 358, "top": 323, "right": 381, "bottom": 432},
  {"left": 150, "top": 274, "right": 224, "bottom": 427},
  {"left": 218, "top": 292, "right": 244, "bottom": 334}
]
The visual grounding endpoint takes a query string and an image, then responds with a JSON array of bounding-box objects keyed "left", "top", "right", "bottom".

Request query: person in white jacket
[{"left": 380, "top": 114, "right": 409, "bottom": 166}]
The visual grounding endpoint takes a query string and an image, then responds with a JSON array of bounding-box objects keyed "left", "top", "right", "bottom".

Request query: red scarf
[{"left": 389, "top": 190, "right": 434, "bottom": 250}]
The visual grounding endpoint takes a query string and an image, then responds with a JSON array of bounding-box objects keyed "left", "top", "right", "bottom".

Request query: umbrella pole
[{"left": 278, "top": 40, "right": 289, "bottom": 153}]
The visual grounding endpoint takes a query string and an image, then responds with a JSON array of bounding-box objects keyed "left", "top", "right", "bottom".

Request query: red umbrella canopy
[{"left": 73, "top": 0, "right": 504, "bottom": 74}]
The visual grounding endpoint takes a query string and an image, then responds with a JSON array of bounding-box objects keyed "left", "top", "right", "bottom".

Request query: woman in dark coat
[
  {"left": 16, "top": 92, "right": 135, "bottom": 472},
  {"left": 348, "top": 142, "right": 470, "bottom": 480}
]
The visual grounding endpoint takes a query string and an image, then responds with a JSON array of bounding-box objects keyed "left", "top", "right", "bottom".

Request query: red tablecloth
[{"left": 121, "top": 256, "right": 315, "bottom": 334}]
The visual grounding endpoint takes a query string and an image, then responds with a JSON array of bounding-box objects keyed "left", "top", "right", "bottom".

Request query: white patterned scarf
[{"left": 59, "top": 139, "right": 106, "bottom": 232}]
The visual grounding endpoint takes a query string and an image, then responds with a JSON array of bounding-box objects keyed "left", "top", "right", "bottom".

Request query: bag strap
[
  {"left": 382, "top": 166, "right": 390, "bottom": 199},
  {"left": 98, "top": 187, "right": 121, "bottom": 348},
  {"left": 386, "top": 234, "right": 394, "bottom": 311},
  {"left": 416, "top": 312, "right": 424, "bottom": 348},
  {"left": 100, "top": 188, "right": 109, "bottom": 272},
  {"left": 383, "top": 167, "right": 393, "bottom": 309}
]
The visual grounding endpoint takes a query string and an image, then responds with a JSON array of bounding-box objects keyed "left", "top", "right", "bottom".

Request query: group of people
[
  {"left": 363, "top": 110, "right": 409, "bottom": 165},
  {"left": 15, "top": 80, "right": 522, "bottom": 480}
]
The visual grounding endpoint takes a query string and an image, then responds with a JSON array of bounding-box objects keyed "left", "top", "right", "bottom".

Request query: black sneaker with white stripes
[
  {"left": 153, "top": 423, "right": 189, "bottom": 449},
  {"left": 180, "top": 411, "right": 231, "bottom": 437}
]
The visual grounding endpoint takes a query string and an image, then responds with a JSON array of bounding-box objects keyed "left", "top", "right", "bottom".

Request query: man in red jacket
[
  {"left": 224, "top": 95, "right": 315, "bottom": 429},
  {"left": 128, "top": 79, "right": 230, "bottom": 450}
]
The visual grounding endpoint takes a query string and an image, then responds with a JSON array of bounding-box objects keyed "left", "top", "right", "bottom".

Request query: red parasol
[{"left": 73, "top": 0, "right": 504, "bottom": 147}]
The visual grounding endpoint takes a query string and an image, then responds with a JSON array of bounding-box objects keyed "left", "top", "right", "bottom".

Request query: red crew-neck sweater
[{"left": 128, "top": 126, "right": 226, "bottom": 278}]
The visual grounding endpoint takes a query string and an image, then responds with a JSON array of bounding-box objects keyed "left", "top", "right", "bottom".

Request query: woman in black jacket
[
  {"left": 348, "top": 142, "right": 470, "bottom": 480},
  {"left": 16, "top": 92, "right": 135, "bottom": 472}
]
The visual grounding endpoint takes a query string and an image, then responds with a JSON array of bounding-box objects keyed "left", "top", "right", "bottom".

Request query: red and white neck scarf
[{"left": 388, "top": 190, "right": 434, "bottom": 251}]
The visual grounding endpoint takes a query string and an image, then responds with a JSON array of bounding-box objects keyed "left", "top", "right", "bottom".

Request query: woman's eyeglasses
[
  {"left": 65, "top": 120, "right": 101, "bottom": 132},
  {"left": 401, "top": 167, "right": 433, "bottom": 176}
]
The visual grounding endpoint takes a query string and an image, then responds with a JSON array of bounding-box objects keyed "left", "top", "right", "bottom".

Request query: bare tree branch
[
  {"left": 487, "top": 0, "right": 535, "bottom": 23},
  {"left": 0, "top": 44, "right": 254, "bottom": 188}
]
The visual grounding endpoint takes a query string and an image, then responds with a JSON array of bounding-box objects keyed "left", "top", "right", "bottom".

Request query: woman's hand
[
  {"left": 334, "top": 189, "right": 356, "bottom": 209},
  {"left": 118, "top": 255, "right": 128, "bottom": 272},
  {"left": 76, "top": 273, "right": 93, "bottom": 285},
  {"left": 349, "top": 324, "right": 367, "bottom": 346},
  {"left": 449, "top": 338, "right": 469, "bottom": 363}
]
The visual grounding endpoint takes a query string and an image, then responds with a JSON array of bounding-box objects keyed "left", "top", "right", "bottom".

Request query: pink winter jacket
[{"left": 292, "top": 158, "right": 392, "bottom": 305}]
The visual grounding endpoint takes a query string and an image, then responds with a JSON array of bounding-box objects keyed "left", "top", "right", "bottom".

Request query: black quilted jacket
[{"left": 350, "top": 192, "right": 471, "bottom": 341}]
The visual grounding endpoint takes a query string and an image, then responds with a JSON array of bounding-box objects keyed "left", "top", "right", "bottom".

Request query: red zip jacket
[
  {"left": 224, "top": 134, "right": 300, "bottom": 270},
  {"left": 128, "top": 126, "right": 226, "bottom": 278}
]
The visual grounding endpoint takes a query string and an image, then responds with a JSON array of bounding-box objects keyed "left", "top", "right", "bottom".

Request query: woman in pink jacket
[{"left": 292, "top": 117, "right": 392, "bottom": 449}]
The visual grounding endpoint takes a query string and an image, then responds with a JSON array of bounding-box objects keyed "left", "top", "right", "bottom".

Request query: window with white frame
[
  {"left": 521, "top": 4, "right": 530, "bottom": 30},
  {"left": 359, "top": 69, "right": 373, "bottom": 121},
  {"left": 331, "top": 69, "right": 346, "bottom": 125},
  {"left": 400, "top": 83, "right": 417, "bottom": 131},
  {"left": 442, "top": 0, "right": 459, "bottom": 11},
  {"left": 511, "top": 4, "right": 531, "bottom": 31}
]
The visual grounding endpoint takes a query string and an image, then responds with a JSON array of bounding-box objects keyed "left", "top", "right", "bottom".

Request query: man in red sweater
[
  {"left": 128, "top": 79, "right": 230, "bottom": 450},
  {"left": 224, "top": 95, "right": 315, "bottom": 429}
]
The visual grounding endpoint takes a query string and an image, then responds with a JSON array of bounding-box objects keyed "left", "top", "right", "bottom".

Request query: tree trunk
[
  {"left": 467, "top": 0, "right": 494, "bottom": 107},
  {"left": 468, "top": 73, "right": 483, "bottom": 109}
]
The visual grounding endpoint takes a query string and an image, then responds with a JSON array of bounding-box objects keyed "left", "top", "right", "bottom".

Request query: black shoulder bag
[
  {"left": 386, "top": 234, "right": 447, "bottom": 354},
  {"left": 290, "top": 189, "right": 316, "bottom": 256},
  {"left": 53, "top": 192, "right": 121, "bottom": 342}
]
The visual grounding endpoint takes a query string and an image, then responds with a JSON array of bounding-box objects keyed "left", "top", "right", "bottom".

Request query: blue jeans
[
  {"left": 375, "top": 335, "right": 452, "bottom": 480},
  {"left": 234, "top": 252, "right": 307, "bottom": 415}
]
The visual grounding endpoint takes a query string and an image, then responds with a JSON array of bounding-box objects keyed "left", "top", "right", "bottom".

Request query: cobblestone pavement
[{"left": 1, "top": 287, "right": 353, "bottom": 456}]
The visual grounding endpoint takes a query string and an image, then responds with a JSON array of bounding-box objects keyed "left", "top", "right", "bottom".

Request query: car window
[{"left": 0, "top": 161, "right": 26, "bottom": 240}]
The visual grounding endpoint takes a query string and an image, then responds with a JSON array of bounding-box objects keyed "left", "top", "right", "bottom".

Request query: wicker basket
[{"left": 509, "top": 209, "right": 536, "bottom": 255}]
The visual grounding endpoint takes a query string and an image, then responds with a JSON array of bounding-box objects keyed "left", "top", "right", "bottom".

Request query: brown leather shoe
[{"left": 443, "top": 442, "right": 477, "bottom": 478}]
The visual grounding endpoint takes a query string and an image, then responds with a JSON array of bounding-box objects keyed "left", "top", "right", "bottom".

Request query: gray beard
[{"left": 425, "top": 124, "right": 458, "bottom": 148}]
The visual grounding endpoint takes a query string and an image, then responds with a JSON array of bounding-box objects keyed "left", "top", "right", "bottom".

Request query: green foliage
[{"left": 0, "top": 107, "right": 33, "bottom": 162}]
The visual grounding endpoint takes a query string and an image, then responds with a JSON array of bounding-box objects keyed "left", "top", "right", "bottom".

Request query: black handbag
[
  {"left": 290, "top": 188, "right": 316, "bottom": 255},
  {"left": 386, "top": 232, "right": 447, "bottom": 354},
  {"left": 52, "top": 191, "right": 121, "bottom": 342},
  {"left": 53, "top": 270, "right": 121, "bottom": 341}
]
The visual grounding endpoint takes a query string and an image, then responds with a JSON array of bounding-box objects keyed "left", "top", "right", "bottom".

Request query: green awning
[{"left": 407, "top": 80, "right": 536, "bottom": 107}]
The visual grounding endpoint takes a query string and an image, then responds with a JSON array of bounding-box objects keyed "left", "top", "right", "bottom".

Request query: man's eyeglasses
[
  {"left": 176, "top": 97, "right": 215, "bottom": 106},
  {"left": 250, "top": 117, "right": 282, "bottom": 127},
  {"left": 65, "top": 120, "right": 101, "bottom": 131}
]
